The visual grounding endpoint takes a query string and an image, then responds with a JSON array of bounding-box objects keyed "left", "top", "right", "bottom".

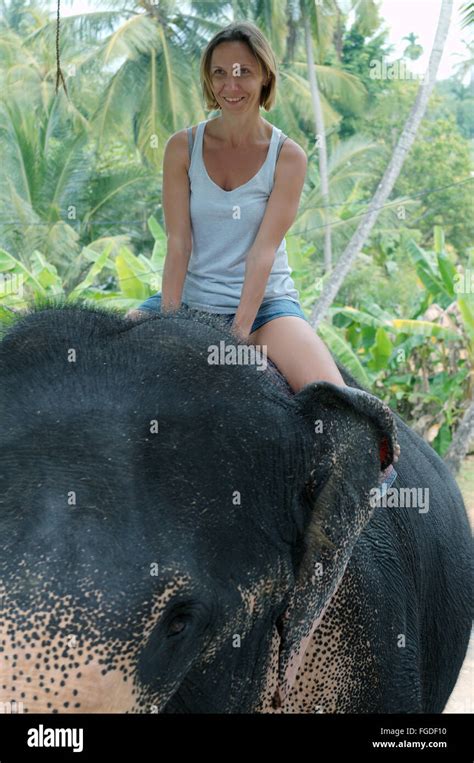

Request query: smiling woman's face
[{"left": 209, "top": 41, "right": 267, "bottom": 111}]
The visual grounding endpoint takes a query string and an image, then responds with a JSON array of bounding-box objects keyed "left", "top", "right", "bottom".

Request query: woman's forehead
[{"left": 211, "top": 44, "right": 258, "bottom": 67}]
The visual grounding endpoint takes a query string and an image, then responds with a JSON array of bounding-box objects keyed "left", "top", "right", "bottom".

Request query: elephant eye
[{"left": 167, "top": 615, "right": 189, "bottom": 637}]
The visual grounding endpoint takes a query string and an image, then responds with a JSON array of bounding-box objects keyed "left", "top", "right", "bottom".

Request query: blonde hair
[{"left": 200, "top": 22, "right": 278, "bottom": 111}]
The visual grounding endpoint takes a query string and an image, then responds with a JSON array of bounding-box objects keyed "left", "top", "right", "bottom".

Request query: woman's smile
[{"left": 222, "top": 95, "right": 246, "bottom": 104}]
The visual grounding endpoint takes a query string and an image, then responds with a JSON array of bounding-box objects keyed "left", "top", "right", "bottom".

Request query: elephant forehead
[
  {"left": 1, "top": 437, "right": 287, "bottom": 593},
  {"left": 1, "top": 389, "right": 289, "bottom": 471},
  {"left": 1, "top": 399, "right": 291, "bottom": 529}
]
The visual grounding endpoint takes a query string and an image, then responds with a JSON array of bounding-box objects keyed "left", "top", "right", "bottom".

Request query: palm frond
[{"left": 460, "top": 1, "right": 474, "bottom": 28}]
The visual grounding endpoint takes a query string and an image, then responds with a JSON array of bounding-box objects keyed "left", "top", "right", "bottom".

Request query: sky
[
  {"left": 55, "top": 0, "right": 471, "bottom": 81},
  {"left": 375, "top": 0, "right": 471, "bottom": 80}
]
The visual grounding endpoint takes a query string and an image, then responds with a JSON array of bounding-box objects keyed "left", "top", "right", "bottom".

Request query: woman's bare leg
[
  {"left": 248, "top": 316, "right": 346, "bottom": 392},
  {"left": 248, "top": 316, "right": 400, "bottom": 462}
]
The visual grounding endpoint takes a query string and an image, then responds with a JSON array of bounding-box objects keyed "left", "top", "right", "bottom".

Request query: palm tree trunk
[
  {"left": 444, "top": 398, "right": 474, "bottom": 476},
  {"left": 302, "top": 8, "right": 332, "bottom": 273},
  {"left": 332, "top": 0, "right": 343, "bottom": 61},
  {"left": 309, "top": 0, "right": 453, "bottom": 328}
]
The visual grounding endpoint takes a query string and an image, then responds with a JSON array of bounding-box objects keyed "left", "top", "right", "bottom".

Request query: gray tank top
[{"left": 181, "top": 119, "right": 300, "bottom": 313}]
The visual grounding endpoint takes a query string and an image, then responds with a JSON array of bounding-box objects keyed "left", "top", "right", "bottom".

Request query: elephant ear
[{"left": 272, "top": 382, "right": 399, "bottom": 708}]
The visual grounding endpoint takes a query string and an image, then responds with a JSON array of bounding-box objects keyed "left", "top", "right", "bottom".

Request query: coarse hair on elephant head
[{"left": 0, "top": 299, "right": 398, "bottom": 713}]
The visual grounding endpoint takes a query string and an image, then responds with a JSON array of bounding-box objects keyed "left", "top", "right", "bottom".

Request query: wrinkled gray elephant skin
[{"left": 0, "top": 303, "right": 471, "bottom": 713}]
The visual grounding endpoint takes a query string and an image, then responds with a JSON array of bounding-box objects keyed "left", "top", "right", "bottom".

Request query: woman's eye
[{"left": 213, "top": 68, "right": 250, "bottom": 75}]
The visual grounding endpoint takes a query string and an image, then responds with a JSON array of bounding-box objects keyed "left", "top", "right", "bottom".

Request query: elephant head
[{"left": 0, "top": 303, "right": 397, "bottom": 713}]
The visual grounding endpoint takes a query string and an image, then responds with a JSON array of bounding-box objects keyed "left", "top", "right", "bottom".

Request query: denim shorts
[{"left": 136, "top": 293, "right": 308, "bottom": 334}]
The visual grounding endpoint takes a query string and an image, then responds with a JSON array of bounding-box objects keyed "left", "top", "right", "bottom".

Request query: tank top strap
[
  {"left": 188, "top": 121, "right": 206, "bottom": 174},
  {"left": 266, "top": 124, "right": 277, "bottom": 158},
  {"left": 262, "top": 125, "right": 284, "bottom": 184},
  {"left": 276, "top": 130, "right": 287, "bottom": 160},
  {"left": 187, "top": 125, "right": 193, "bottom": 161},
  {"left": 266, "top": 125, "right": 282, "bottom": 167}
]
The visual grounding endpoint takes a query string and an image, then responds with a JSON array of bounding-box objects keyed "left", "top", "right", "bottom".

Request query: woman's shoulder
[
  {"left": 169, "top": 121, "right": 205, "bottom": 144},
  {"left": 169, "top": 124, "right": 197, "bottom": 144},
  {"left": 165, "top": 124, "right": 202, "bottom": 171},
  {"left": 266, "top": 122, "right": 305, "bottom": 158},
  {"left": 275, "top": 130, "right": 307, "bottom": 167}
]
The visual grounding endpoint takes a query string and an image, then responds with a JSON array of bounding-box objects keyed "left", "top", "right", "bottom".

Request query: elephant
[{"left": 0, "top": 301, "right": 471, "bottom": 714}]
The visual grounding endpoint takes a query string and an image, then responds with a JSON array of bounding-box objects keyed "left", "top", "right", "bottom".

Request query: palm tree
[
  {"left": 444, "top": 398, "right": 474, "bottom": 475},
  {"left": 294, "top": 133, "right": 398, "bottom": 255},
  {"left": 452, "top": 38, "right": 474, "bottom": 87},
  {"left": 310, "top": 0, "right": 455, "bottom": 328},
  {"left": 91, "top": 1, "right": 226, "bottom": 165},
  {"left": 275, "top": 0, "right": 366, "bottom": 274},
  {"left": 281, "top": 0, "right": 378, "bottom": 274},
  {"left": 0, "top": 7, "right": 153, "bottom": 283},
  {"left": 29, "top": 0, "right": 215, "bottom": 167},
  {"left": 402, "top": 33, "right": 423, "bottom": 61},
  {"left": 300, "top": 0, "right": 335, "bottom": 273}
]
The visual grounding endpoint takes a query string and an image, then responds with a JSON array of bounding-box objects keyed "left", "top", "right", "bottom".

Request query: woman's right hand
[{"left": 125, "top": 309, "right": 149, "bottom": 320}]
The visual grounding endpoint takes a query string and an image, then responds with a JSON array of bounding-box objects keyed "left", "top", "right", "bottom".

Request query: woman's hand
[{"left": 230, "top": 321, "right": 251, "bottom": 343}]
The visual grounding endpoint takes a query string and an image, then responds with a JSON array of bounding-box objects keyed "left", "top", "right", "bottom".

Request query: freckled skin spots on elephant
[
  {"left": 1, "top": 574, "right": 192, "bottom": 713},
  {"left": 237, "top": 574, "right": 288, "bottom": 620},
  {"left": 0, "top": 304, "right": 471, "bottom": 713},
  {"left": 1, "top": 632, "right": 137, "bottom": 713},
  {"left": 254, "top": 626, "right": 283, "bottom": 713},
  {"left": 255, "top": 585, "right": 359, "bottom": 712},
  {"left": 277, "top": 577, "right": 375, "bottom": 713}
]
